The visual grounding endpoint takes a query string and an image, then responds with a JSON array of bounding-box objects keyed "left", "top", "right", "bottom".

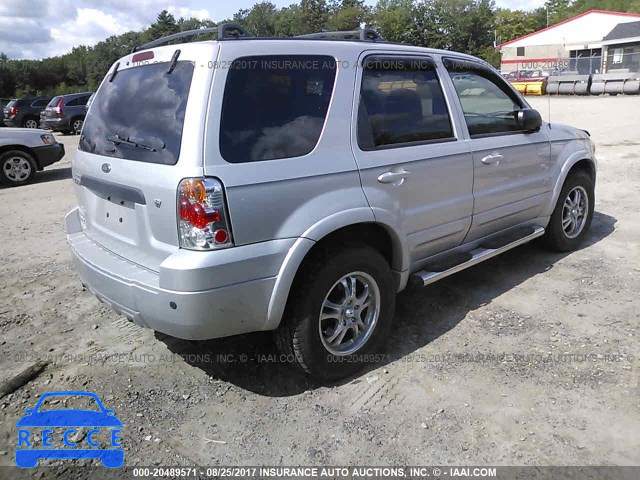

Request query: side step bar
[{"left": 410, "top": 225, "right": 545, "bottom": 288}]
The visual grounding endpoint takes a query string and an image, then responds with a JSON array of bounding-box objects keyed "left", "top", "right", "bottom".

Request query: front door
[{"left": 442, "top": 58, "right": 552, "bottom": 241}]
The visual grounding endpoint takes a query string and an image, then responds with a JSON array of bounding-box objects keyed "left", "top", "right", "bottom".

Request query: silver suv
[{"left": 66, "top": 26, "right": 596, "bottom": 380}]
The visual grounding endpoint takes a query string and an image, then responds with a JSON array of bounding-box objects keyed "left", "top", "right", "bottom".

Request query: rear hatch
[
  {"left": 3, "top": 100, "right": 17, "bottom": 120},
  {"left": 72, "top": 43, "right": 217, "bottom": 272},
  {"left": 43, "top": 96, "right": 62, "bottom": 119}
]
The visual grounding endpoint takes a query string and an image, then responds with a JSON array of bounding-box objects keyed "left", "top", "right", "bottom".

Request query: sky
[{"left": 0, "top": 0, "right": 546, "bottom": 60}]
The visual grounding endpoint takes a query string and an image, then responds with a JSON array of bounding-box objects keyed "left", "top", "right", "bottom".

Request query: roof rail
[
  {"left": 295, "top": 28, "right": 382, "bottom": 41},
  {"left": 132, "top": 23, "right": 251, "bottom": 52}
]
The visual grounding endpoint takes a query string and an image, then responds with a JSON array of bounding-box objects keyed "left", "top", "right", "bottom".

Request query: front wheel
[
  {"left": 276, "top": 245, "right": 395, "bottom": 381},
  {"left": 0, "top": 150, "right": 37, "bottom": 186},
  {"left": 543, "top": 170, "right": 594, "bottom": 252}
]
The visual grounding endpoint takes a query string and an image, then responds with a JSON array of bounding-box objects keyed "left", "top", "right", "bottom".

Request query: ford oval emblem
[{"left": 102, "top": 163, "right": 111, "bottom": 173}]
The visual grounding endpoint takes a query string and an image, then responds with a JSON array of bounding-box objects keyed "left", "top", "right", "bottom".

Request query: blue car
[{"left": 15, "top": 391, "right": 123, "bottom": 468}]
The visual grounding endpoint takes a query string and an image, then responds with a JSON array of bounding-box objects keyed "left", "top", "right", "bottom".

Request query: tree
[
  {"left": 495, "top": 8, "right": 537, "bottom": 46},
  {"left": 245, "top": 2, "right": 279, "bottom": 36},
  {"left": 372, "top": 0, "right": 414, "bottom": 43},
  {"left": 300, "top": 0, "right": 328, "bottom": 33},
  {"left": 144, "top": 10, "right": 179, "bottom": 42},
  {"left": 326, "top": 0, "right": 371, "bottom": 31}
]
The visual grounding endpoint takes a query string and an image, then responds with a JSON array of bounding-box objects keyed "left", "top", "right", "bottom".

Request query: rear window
[
  {"left": 79, "top": 61, "right": 195, "bottom": 165},
  {"left": 47, "top": 96, "right": 62, "bottom": 107},
  {"left": 220, "top": 55, "right": 337, "bottom": 163},
  {"left": 5, "top": 100, "right": 17, "bottom": 109}
]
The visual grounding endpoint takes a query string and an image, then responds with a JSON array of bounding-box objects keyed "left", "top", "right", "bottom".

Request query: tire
[
  {"left": 71, "top": 118, "right": 84, "bottom": 135},
  {"left": 543, "top": 170, "right": 594, "bottom": 252},
  {"left": 0, "top": 150, "right": 37, "bottom": 186},
  {"left": 275, "top": 244, "right": 395, "bottom": 381},
  {"left": 23, "top": 118, "right": 39, "bottom": 129}
]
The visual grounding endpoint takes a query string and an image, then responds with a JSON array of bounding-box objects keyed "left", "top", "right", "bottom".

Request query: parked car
[
  {"left": 65, "top": 26, "right": 597, "bottom": 381},
  {"left": 3, "top": 97, "right": 51, "bottom": 128},
  {"left": 0, "top": 98, "right": 12, "bottom": 127},
  {"left": 40, "top": 92, "right": 93, "bottom": 134},
  {"left": 0, "top": 127, "right": 65, "bottom": 186}
]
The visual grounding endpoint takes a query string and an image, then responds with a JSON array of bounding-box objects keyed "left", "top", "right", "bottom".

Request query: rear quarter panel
[{"left": 203, "top": 42, "right": 371, "bottom": 247}]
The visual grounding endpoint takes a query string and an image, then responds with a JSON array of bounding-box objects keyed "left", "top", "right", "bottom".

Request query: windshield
[{"left": 79, "top": 61, "right": 195, "bottom": 165}]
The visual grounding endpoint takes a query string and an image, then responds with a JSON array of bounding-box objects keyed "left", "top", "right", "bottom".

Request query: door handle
[
  {"left": 377, "top": 169, "right": 411, "bottom": 185},
  {"left": 481, "top": 153, "right": 503, "bottom": 165}
]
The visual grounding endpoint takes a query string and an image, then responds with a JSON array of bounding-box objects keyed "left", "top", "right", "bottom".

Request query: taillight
[
  {"left": 177, "top": 178, "right": 233, "bottom": 250},
  {"left": 9, "top": 107, "right": 18, "bottom": 116},
  {"left": 55, "top": 98, "right": 64, "bottom": 116}
]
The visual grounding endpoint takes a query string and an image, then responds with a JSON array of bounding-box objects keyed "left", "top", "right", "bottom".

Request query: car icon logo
[
  {"left": 102, "top": 163, "right": 111, "bottom": 173},
  {"left": 15, "top": 391, "right": 124, "bottom": 468}
]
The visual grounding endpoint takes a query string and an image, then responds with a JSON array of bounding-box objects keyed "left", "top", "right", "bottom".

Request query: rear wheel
[
  {"left": 71, "top": 118, "right": 84, "bottom": 134},
  {"left": 543, "top": 170, "right": 594, "bottom": 252},
  {"left": 276, "top": 245, "right": 395, "bottom": 381},
  {"left": 23, "top": 118, "right": 38, "bottom": 129},
  {"left": 0, "top": 150, "right": 37, "bottom": 186}
]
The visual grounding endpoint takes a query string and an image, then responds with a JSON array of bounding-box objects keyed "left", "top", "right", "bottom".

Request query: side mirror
[{"left": 517, "top": 108, "right": 542, "bottom": 132}]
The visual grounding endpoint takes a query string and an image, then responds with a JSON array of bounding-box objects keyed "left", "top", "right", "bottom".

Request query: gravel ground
[{"left": 0, "top": 96, "right": 638, "bottom": 471}]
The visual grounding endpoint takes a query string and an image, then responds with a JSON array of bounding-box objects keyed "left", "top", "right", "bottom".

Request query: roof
[
  {"left": 498, "top": 9, "right": 640, "bottom": 48},
  {"left": 603, "top": 20, "right": 640, "bottom": 41}
]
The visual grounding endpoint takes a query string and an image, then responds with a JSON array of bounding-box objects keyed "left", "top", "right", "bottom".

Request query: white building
[{"left": 499, "top": 9, "right": 640, "bottom": 74}]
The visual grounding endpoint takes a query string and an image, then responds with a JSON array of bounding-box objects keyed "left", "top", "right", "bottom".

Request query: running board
[{"left": 410, "top": 226, "right": 545, "bottom": 288}]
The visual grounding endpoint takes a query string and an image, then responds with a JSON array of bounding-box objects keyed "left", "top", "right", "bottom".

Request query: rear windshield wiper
[{"left": 106, "top": 134, "right": 157, "bottom": 152}]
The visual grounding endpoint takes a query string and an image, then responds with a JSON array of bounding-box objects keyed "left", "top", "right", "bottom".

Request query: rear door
[
  {"left": 352, "top": 53, "right": 474, "bottom": 266},
  {"left": 72, "top": 43, "right": 217, "bottom": 271},
  {"left": 442, "top": 58, "right": 552, "bottom": 241}
]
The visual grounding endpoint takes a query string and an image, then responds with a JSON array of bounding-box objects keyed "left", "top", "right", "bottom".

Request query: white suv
[{"left": 66, "top": 25, "right": 596, "bottom": 380}]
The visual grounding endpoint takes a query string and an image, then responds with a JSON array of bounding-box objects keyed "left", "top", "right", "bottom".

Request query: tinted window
[
  {"left": 66, "top": 98, "right": 79, "bottom": 106},
  {"left": 32, "top": 99, "right": 48, "bottom": 107},
  {"left": 80, "top": 62, "right": 194, "bottom": 165},
  {"left": 358, "top": 59, "right": 453, "bottom": 149},
  {"left": 47, "top": 96, "right": 62, "bottom": 107},
  {"left": 220, "top": 55, "right": 336, "bottom": 163},
  {"left": 445, "top": 59, "right": 523, "bottom": 137},
  {"left": 78, "top": 95, "right": 91, "bottom": 106}
]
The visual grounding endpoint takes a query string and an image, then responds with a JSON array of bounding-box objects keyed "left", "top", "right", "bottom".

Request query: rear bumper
[
  {"left": 40, "top": 117, "right": 69, "bottom": 130},
  {"left": 33, "top": 143, "right": 65, "bottom": 169},
  {"left": 65, "top": 208, "right": 288, "bottom": 340}
]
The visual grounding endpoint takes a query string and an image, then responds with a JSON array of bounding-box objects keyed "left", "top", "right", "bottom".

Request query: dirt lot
[{"left": 0, "top": 96, "right": 638, "bottom": 471}]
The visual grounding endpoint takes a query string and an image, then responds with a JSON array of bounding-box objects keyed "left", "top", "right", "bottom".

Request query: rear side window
[
  {"left": 358, "top": 56, "right": 454, "bottom": 149},
  {"left": 32, "top": 99, "right": 48, "bottom": 107},
  {"left": 219, "top": 55, "right": 337, "bottom": 163},
  {"left": 79, "top": 61, "right": 194, "bottom": 165},
  {"left": 66, "top": 97, "right": 79, "bottom": 106},
  {"left": 78, "top": 95, "right": 91, "bottom": 106}
]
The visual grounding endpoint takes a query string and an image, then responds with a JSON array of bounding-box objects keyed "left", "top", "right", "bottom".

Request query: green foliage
[{"left": 1, "top": 0, "right": 639, "bottom": 98}]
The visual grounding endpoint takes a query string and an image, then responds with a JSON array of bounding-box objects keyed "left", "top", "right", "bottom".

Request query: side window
[
  {"left": 358, "top": 57, "right": 454, "bottom": 149},
  {"left": 32, "top": 99, "right": 47, "bottom": 107},
  {"left": 78, "top": 95, "right": 90, "bottom": 106},
  {"left": 66, "top": 98, "right": 79, "bottom": 107},
  {"left": 445, "top": 59, "right": 523, "bottom": 137},
  {"left": 219, "top": 55, "right": 337, "bottom": 163}
]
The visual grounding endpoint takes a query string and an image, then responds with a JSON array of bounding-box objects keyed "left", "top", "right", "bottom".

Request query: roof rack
[
  {"left": 132, "top": 23, "right": 251, "bottom": 52},
  {"left": 295, "top": 28, "right": 382, "bottom": 41}
]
